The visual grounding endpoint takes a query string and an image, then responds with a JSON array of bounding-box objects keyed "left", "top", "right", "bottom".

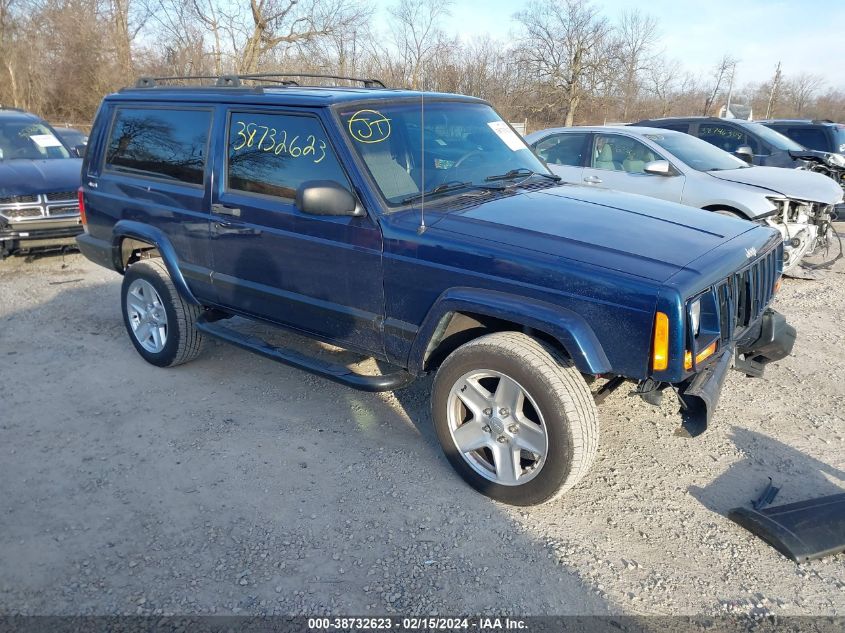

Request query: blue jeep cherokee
[{"left": 76, "top": 74, "right": 796, "bottom": 505}]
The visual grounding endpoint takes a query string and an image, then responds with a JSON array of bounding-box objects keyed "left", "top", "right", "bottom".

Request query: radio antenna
[{"left": 417, "top": 87, "right": 426, "bottom": 234}]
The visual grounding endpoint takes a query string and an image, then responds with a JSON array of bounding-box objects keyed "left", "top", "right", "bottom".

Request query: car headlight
[
  {"left": 828, "top": 153, "right": 845, "bottom": 168},
  {"left": 690, "top": 298, "right": 701, "bottom": 337},
  {"left": 684, "top": 290, "right": 721, "bottom": 371}
]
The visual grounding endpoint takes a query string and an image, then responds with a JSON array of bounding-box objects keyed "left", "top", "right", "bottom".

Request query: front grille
[
  {"left": 0, "top": 193, "right": 38, "bottom": 204},
  {"left": 48, "top": 205, "right": 79, "bottom": 216},
  {"left": 1, "top": 207, "right": 43, "bottom": 219},
  {"left": 716, "top": 244, "right": 781, "bottom": 343},
  {"left": 45, "top": 191, "right": 77, "bottom": 201}
]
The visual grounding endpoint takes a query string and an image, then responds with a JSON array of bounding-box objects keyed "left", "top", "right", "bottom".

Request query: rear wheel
[
  {"left": 121, "top": 259, "right": 204, "bottom": 367},
  {"left": 431, "top": 332, "right": 598, "bottom": 505}
]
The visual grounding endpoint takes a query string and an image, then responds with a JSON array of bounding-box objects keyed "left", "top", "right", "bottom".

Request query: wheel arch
[
  {"left": 702, "top": 204, "right": 757, "bottom": 220},
  {"left": 111, "top": 220, "right": 200, "bottom": 305},
  {"left": 410, "top": 287, "right": 611, "bottom": 376}
]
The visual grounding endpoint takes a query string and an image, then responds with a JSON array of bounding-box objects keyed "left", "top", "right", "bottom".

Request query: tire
[
  {"left": 431, "top": 331, "right": 598, "bottom": 505},
  {"left": 121, "top": 258, "right": 204, "bottom": 367}
]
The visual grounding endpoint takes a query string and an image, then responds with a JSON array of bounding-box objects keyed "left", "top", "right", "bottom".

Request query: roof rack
[{"left": 133, "top": 73, "right": 387, "bottom": 89}]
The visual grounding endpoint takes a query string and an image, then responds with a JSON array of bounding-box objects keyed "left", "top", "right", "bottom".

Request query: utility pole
[
  {"left": 765, "top": 61, "right": 782, "bottom": 119},
  {"left": 725, "top": 61, "right": 737, "bottom": 116}
]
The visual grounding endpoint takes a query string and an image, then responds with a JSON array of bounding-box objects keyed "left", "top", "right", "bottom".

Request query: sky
[{"left": 371, "top": 0, "right": 845, "bottom": 90}]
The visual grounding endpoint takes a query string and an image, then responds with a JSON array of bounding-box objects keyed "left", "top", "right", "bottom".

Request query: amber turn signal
[
  {"left": 652, "top": 312, "right": 669, "bottom": 371},
  {"left": 684, "top": 341, "right": 718, "bottom": 371}
]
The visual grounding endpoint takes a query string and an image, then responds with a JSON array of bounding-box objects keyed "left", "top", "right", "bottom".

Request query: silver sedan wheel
[
  {"left": 125, "top": 279, "right": 168, "bottom": 354},
  {"left": 446, "top": 369, "right": 549, "bottom": 486}
]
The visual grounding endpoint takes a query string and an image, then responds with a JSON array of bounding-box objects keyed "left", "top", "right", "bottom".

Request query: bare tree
[
  {"left": 787, "top": 72, "right": 825, "bottom": 117},
  {"left": 616, "top": 9, "right": 658, "bottom": 120},
  {"left": 237, "top": 0, "right": 367, "bottom": 75},
  {"left": 702, "top": 54, "right": 737, "bottom": 116},
  {"left": 385, "top": 0, "right": 452, "bottom": 90},
  {"left": 646, "top": 57, "right": 681, "bottom": 118},
  {"left": 515, "top": 0, "right": 611, "bottom": 126}
]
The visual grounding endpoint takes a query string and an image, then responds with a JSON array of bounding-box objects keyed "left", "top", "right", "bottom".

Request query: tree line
[{"left": 1, "top": 0, "right": 842, "bottom": 131}]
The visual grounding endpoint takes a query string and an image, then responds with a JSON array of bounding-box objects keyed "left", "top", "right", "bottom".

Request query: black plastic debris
[
  {"left": 730, "top": 491, "right": 845, "bottom": 562},
  {"left": 751, "top": 476, "right": 780, "bottom": 511}
]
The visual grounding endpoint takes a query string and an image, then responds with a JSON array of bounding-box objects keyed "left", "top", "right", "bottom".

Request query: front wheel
[{"left": 431, "top": 332, "right": 598, "bottom": 505}]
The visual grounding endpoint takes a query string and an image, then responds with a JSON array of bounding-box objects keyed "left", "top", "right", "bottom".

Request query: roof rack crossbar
[{"left": 134, "top": 73, "right": 386, "bottom": 89}]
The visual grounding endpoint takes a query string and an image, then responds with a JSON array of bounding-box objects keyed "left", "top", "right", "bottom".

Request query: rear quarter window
[
  {"left": 104, "top": 107, "right": 211, "bottom": 185},
  {"left": 785, "top": 127, "right": 830, "bottom": 152}
]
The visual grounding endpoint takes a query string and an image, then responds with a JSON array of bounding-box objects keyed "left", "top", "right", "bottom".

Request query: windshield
[
  {"left": 748, "top": 123, "right": 805, "bottom": 152},
  {"left": 645, "top": 132, "right": 749, "bottom": 171},
  {"left": 0, "top": 120, "right": 71, "bottom": 160},
  {"left": 337, "top": 101, "right": 552, "bottom": 205}
]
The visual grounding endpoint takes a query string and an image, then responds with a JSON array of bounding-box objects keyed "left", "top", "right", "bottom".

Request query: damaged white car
[{"left": 526, "top": 125, "right": 843, "bottom": 275}]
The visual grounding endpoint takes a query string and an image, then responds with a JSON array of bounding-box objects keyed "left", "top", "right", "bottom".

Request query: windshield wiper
[
  {"left": 485, "top": 168, "right": 561, "bottom": 183},
  {"left": 399, "top": 180, "right": 502, "bottom": 205}
]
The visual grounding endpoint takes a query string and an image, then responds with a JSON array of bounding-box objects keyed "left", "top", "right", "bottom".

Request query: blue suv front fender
[{"left": 410, "top": 287, "right": 612, "bottom": 376}]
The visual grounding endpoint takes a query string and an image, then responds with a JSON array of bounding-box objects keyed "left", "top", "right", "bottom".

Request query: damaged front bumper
[{"left": 676, "top": 308, "right": 796, "bottom": 436}]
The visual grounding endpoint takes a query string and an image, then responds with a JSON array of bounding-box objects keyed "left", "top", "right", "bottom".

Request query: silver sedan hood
[{"left": 707, "top": 166, "right": 843, "bottom": 204}]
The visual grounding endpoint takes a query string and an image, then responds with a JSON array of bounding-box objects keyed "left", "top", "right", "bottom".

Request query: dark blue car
[
  {"left": 76, "top": 74, "right": 795, "bottom": 505},
  {"left": 0, "top": 107, "right": 83, "bottom": 257}
]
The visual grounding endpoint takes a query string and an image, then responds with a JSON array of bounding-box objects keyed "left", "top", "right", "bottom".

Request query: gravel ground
[{"left": 0, "top": 234, "right": 844, "bottom": 617}]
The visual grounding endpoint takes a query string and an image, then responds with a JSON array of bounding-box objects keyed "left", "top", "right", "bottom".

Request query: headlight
[
  {"left": 684, "top": 291, "right": 720, "bottom": 371},
  {"left": 690, "top": 298, "right": 701, "bottom": 336},
  {"left": 828, "top": 153, "right": 845, "bottom": 167}
]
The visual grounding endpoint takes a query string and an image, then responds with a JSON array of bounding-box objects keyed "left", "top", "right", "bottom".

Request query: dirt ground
[{"left": 1, "top": 234, "right": 844, "bottom": 617}]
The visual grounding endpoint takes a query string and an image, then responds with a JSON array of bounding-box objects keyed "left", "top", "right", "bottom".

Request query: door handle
[
  {"left": 212, "top": 203, "right": 242, "bottom": 218},
  {"left": 213, "top": 221, "right": 262, "bottom": 236},
  {"left": 583, "top": 175, "right": 602, "bottom": 184}
]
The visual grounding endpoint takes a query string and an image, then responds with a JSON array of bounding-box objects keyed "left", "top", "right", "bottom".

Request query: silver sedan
[{"left": 525, "top": 125, "right": 844, "bottom": 274}]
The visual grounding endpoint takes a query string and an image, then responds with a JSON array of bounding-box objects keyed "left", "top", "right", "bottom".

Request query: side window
[
  {"left": 698, "top": 124, "right": 745, "bottom": 154},
  {"left": 105, "top": 108, "right": 210, "bottom": 185},
  {"left": 787, "top": 127, "right": 829, "bottom": 151},
  {"left": 227, "top": 112, "right": 348, "bottom": 200},
  {"left": 592, "top": 134, "right": 660, "bottom": 173},
  {"left": 533, "top": 133, "right": 588, "bottom": 166}
]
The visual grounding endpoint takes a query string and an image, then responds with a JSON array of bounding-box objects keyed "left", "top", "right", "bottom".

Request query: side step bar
[{"left": 195, "top": 318, "right": 414, "bottom": 392}]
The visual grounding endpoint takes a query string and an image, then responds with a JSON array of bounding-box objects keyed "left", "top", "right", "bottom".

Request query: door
[
  {"left": 209, "top": 107, "right": 385, "bottom": 356},
  {"left": 530, "top": 132, "right": 589, "bottom": 183},
  {"left": 580, "top": 133, "right": 685, "bottom": 202}
]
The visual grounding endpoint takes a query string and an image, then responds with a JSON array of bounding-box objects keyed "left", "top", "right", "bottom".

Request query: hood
[
  {"left": 789, "top": 148, "right": 832, "bottom": 163},
  {"left": 707, "top": 165, "right": 842, "bottom": 204},
  {"left": 431, "top": 185, "right": 755, "bottom": 283},
  {"left": 0, "top": 159, "right": 83, "bottom": 197}
]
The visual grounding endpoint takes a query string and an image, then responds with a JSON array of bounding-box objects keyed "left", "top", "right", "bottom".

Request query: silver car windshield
[
  {"left": 645, "top": 132, "right": 749, "bottom": 172},
  {"left": 337, "top": 101, "right": 552, "bottom": 205}
]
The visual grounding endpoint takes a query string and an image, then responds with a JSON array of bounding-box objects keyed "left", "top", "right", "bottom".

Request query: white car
[{"left": 525, "top": 125, "right": 844, "bottom": 274}]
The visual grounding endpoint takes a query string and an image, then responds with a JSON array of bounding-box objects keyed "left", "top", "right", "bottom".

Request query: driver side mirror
[
  {"left": 734, "top": 145, "right": 754, "bottom": 164},
  {"left": 643, "top": 159, "right": 672, "bottom": 176},
  {"left": 295, "top": 180, "right": 364, "bottom": 217},
  {"left": 73, "top": 144, "right": 87, "bottom": 158}
]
